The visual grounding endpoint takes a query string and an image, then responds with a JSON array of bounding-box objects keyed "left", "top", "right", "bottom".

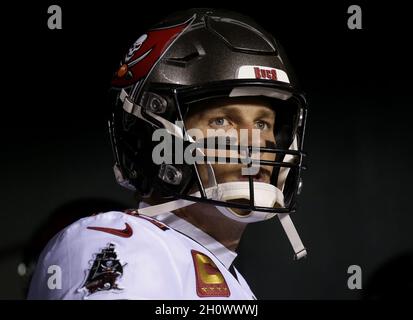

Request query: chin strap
[
  {"left": 137, "top": 193, "right": 307, "bottom": 261},
  {"left": 137, "top": 198, "right": 195, "bottom": 217},
  {"left": 277, "top": 213, "right": 307, "bottom": 260}
]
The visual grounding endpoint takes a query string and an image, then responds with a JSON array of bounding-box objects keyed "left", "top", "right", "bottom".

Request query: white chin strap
[
  {"left": 137, "top": 181, "right": 307, "bottom": 260},
  {"left": 212, "top": 182, "right": 281, "bottom": 223}
]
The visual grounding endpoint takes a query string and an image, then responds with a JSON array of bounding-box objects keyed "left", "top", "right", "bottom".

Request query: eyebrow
[{"left": 252, "top": 108, "right": 275, "bottom": 120}]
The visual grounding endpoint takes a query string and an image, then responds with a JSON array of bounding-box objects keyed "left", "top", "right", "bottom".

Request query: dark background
[{"left": 1, "top": 1, "right": 412, "bottom": 299}]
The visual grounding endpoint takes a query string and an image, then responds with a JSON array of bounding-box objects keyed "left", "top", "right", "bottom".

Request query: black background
[{"left": 1, "top": 1, "right": 412, "bottom": 299}]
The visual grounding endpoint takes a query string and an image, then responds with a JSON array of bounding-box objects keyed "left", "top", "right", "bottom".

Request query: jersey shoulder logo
[
  {"left": 78, "top": 243, "right": 127, "bottom": 298},
  {"left": 191, "top": 249, "right": 230, "bottom": 297}
]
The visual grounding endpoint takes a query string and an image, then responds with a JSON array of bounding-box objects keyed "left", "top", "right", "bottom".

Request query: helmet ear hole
[
  {"left": 273, "top": 98, "right": 300, "bottom": 149},
  {"left": 283, "top": 168, "right": 299, "bottom": 209}
]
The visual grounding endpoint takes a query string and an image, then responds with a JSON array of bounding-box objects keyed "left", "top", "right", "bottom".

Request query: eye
[
  {"left": 255, "top": 120, "right": 270, "bottom": 130},
  {"left": 210, "top": 117, "right": 230, "bottom": 127}
]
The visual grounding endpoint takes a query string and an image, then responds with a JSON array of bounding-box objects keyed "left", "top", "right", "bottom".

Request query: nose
[{"left": 237, "top": 125, "right": 264, "bottom": 148}]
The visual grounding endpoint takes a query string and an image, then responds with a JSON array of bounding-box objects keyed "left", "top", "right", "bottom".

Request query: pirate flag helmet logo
[{"left": 112, "top": 16, "right": 194, "bottom": 87}]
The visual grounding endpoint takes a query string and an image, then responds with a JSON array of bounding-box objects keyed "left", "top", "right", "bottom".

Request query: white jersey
[{"left": 28, "top": 209, "right": 257, "bottom": 300}]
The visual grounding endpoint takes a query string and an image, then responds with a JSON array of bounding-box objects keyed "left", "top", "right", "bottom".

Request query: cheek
[
  {"left": 195, "top": 164, "right": 209, "bottom": 186},
  {"left": 185, "top": 121, "right": 210, "bottom": 146},
  {"left": 262, "top": 130, "right": 276, "bottom": 143},
  {"left": 260, "top": 131, "right": 277, "bottom": 157},
  {"left": 193, "top": 163, "right": 239, "bottom": 187},
  {"left": 211, "top": 163, "right": 241, "bottom": 183},
  {"left": 211, "top": 164, "right": 226, "bottom": 178},
  {"left": 185, "top": 115, "right": 208, "bottom": 132}
]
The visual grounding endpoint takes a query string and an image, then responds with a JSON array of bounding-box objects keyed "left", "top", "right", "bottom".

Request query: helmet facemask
[
  {"left": 175, "top": 82, "right": 306, "bottom": 221},
  {"left": 111, "top": 80, "right": 306, "bottom": 220}
]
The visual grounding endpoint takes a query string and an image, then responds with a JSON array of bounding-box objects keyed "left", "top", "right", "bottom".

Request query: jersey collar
[{"left": 139, "top": 202, "right": 237, "bottom": 269}]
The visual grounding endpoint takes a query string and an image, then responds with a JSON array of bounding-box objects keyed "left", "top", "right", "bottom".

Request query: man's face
[{"left": 185, "top": 97, "right": 276, "bottom": 187}]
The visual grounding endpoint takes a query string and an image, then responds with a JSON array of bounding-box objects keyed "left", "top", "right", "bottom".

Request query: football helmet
[{"left": 108, "top": 8, "right": 308, "bottom": 259}]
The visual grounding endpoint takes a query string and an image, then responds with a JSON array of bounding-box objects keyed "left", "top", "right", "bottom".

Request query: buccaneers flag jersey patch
[{"left": 78, "top": 243, "right": 126, "bottom": 298}]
